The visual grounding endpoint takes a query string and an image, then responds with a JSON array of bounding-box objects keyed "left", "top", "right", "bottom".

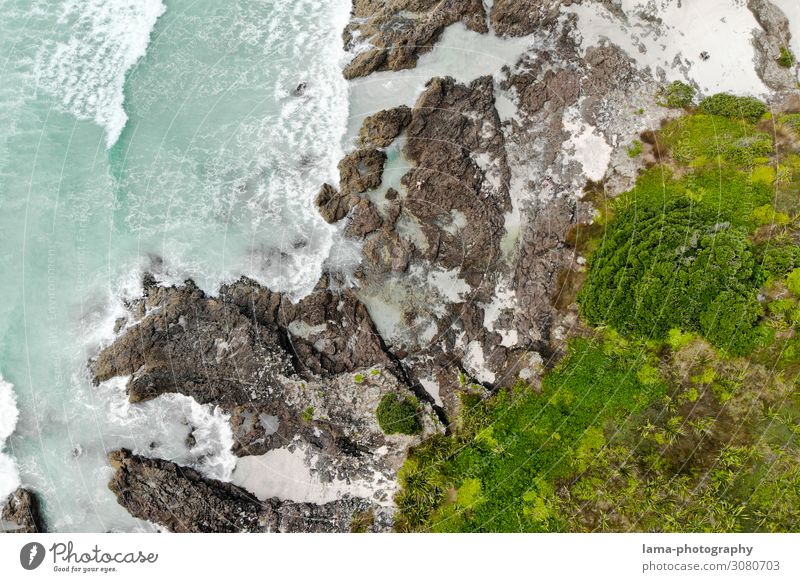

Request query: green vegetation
[
  {"left": 392, "top": 91, "right": 800, "bottom": 532},
  {"left": 301, "top": 406, "right": 314, "bottom": 422},
  {"left": 779, "top": 46, "right": 795, "bottom": 68},
  {"left": 354, "top": 373, "right": 365, "bottom": 383},
  {"left": 395, "top": 338, "right": 666, "bottom": 532},
  {"left": 655, "top": 80, "right": 696, "bottom": 109},
  {"left": 697, "top": 93, "right": 768, "bottom": 123},
  {"left": 579, "top": 199, "right": 763, "bottom": 355},
  {"left": 627, "top": 139, "right": 643, "bottom": 158},
  {"left": 376, "top": 393, "right": 421, "bottom": 435}
]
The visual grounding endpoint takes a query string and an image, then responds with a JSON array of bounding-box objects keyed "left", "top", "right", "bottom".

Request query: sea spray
[
  {"left": 36, "top": 0, "right": 166, "bottom": 148},
  {"left": 0, "top": 374, "right": 21, "bottom": 501}
]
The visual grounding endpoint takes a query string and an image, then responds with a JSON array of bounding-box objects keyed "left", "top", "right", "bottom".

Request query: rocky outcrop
[
  {"left": 358, "top": 105, "right": 412, "bottom": 148},
  {"left": 107, "top": 450, "right": 385, "bottom": 533},
  {"left": 490, "top": 0, "right": 573, "bottom": 37},
  {"left": 748, "top": 0, "right": 797, "bottom": 92},
  {"left": 338, "top": 148, "right": 387, "bottom": 195},
  {"left": 343, "top": 0, "right": 488, "bottom": 79},
  {"left": 93, "top": 279, "right": 292, "bottom": 406},
  {"left": 1, "top": 488, "right": 45, "bottom": 533},
  {"left": 315, "top": 183, "right": 353, "bottom": 223},
  {"left": 96, "top": 274, "right": 443, "bottom": 529},
  {"left": 401, "top": 76, "right": 511, "bottom": 274}
]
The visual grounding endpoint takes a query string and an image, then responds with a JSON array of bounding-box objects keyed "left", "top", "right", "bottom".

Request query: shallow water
[{"left": 0, "top": 0, "right": 352, "bottom": 532}]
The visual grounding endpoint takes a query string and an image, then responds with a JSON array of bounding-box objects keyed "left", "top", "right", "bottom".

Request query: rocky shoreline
[{"left": 4, "top": 0, "right": 797, "bottom": 533}]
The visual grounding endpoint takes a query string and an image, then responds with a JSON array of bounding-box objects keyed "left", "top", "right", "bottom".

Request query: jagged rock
[
  {"left": 401, "top": 76, "right": 511, "bottom": 273},
  {"left": 490, "top": 0, "right": 572, "bottom": 37},
  {"left": 343, "top": 0, "right": 488, "bottom": 79},
  {"left": 345, "top": 197, "right": 383, "bottom": 238},
  {"left": 315, "top": 183, "right": 352, "bottom": 223},
  {"left": 92, "top": 279, "right": 292, "bottom": 406},
  {"left": 1, "top": 488, "right": 45, "bottom": 533},
  {"left": 358, "top": 106, "right": 412, "bottom": 148},
  {"left": 107, "top": 450, "right": 383, "bottom": 533},
  {"left": 220, "top": 277, "right": 395, "bottom": 376},
  {"left": 748, "top": 0, "right": 797, "bottom": 92},
  {"left": 338, "top": 148, "right": 387, "bottom": 195},
  {"left": 362, "top": 228, "right": 413, "bottom": 273}
]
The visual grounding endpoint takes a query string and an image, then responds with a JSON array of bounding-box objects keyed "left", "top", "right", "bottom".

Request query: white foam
[
  {"left": 566, "top": 0, "right": 770, "bottom": 97},
  {"left": 562, "top": 106, "right": 613, "bottom": 183},
  {"left": 36, "top": 0, "right": 166, "bottom": 148},
  {"left": 98, "top": 377, "right": 236, "bottom": 481},
  {"left": 232, "top": 443, "right": 392, "bottom": 505},
  {"left": 0, "top": 375, "right": 21, "bottom": 501}
]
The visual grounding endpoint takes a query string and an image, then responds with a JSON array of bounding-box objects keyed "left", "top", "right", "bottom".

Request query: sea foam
[
  {"left": 0, "top": 374, "right": 20, "bottom": 502},
  {"left": 36, "top": 0, "right": 166, "bottom": 148}
]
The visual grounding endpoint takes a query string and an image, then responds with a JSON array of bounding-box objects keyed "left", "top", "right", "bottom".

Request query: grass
[{"left": 395, "top": 337, "right": 666, "bottom": 532}]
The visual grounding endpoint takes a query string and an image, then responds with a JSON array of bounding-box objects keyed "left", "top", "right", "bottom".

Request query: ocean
[{"left": 0, "top": 0, "right": 354, "bottom": 532}]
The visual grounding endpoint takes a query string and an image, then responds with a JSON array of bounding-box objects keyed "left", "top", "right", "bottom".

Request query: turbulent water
[{"left": 0, "top": 0, "right": 354, "bottom": 531}]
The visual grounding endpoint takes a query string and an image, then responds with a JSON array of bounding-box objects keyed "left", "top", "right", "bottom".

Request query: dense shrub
[
  {"left": 697, "top": 93, "right": 768, "bottom": 123},
  {"left": 656, "top": 81, "right": 696, "bottom": 108},
  {"left": 376, "top": 393, "right": 421, "bottom": 435},
  {"left": 756, "top": 244, "right": 800, "bottom": 281},
  {"left": 579, "top": 199, "right": 762, "bottom": 355}
]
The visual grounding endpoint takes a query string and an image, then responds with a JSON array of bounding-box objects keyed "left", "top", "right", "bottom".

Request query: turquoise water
[{"left": 0, "top": 0, "right": 353, "bottom": 531}]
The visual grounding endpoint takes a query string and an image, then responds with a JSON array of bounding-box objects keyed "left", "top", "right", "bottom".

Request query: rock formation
[{"left": 1, "top": 488, "right": 45, "bottom": 533}]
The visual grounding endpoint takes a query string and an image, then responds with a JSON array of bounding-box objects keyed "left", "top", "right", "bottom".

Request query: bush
[
  {"left": 778, "top": 46, "right": 795, "bottom": 68},
  {"left": 723, "top": 134, "right": 773, "bottom": 165},
  {"left": 756, "top": 244, "right": 800, "bottom": 281},
  {"left": 698, "top": 93, "right": 768, "bottom": 123},
  {"left": 376, "top": 393, "right": 421, "bottom": 435},
  {"left": 656, "top": 81, "right": 696, "bottom": 108},
  {"left": 579, "top": 199, "right": 762, "bottom": 355}
]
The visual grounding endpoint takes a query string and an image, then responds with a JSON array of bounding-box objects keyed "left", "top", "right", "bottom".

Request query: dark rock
[
  {"left": 1, "top": 488, "right": 45, "bottom": 533},
  {"left": 345, "top": 198, "right": 383, "bottom": 238},
  {"left": 490, "top": 0, "right": 572, "bottom": 37},
  {"left": 401, "top": 76, "right": 511, "bottom": 274},
  {"left": 362, "top": 228, "right": 413, "bottom": 274},
  {"left": 107, "top": 449, "right": 379, "bottom": 533},
  {"left": 358, "top": 106, "right": 412, "bottom": 148},
  {"left": 315, "top": 183, "right": 353, "bottom": 224},
  {"left": 338, "top": 148, "right": 387, "bottom": 195},
  {"left": 92, "top": 280, "right": 292, "bottom": 406},
  {"left": 343, "top": 0, "right": 488, "bottom": 79}
]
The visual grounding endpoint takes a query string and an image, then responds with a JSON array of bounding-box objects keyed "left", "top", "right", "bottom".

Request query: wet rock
[
  {"left": 315, "top": 183, "right": 352, "bottom": 224},
  {"left": 92, "top": 279, "right": 292, "bottom": 406},
  {"left": 345, "top": 197, "right": 384, "bottom": 238},
  {"left": 401, "top": 76, "right": 511, "bottom": 273},
  {"left": 362, "top": 228, "right": 413, "bottom": 273},
  {"left": 358, "top": 106, "right": 412, "bottom": 148},
  {"left": 1, "top": 488, "right": 45, "bottom": 533},
  {"left": 490, "top": 0, "right": 572, "bottom": 37},
  {"left": 107, "top": 449, "right": 383, "bottom": 533},
  {"left": 338, "top": 148, "right": 387, "bottom": 195},
  {"left": 342, "top": 0, "right": 488, "bottom": 79}
]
